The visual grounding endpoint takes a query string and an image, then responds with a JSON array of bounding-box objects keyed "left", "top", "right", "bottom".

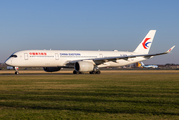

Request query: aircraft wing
[
  {"left": 143, "top": 45, "right": 175, "bottom": 57},
  {"left": 67, "top": 46, "right": 175, "bottom": 66}
]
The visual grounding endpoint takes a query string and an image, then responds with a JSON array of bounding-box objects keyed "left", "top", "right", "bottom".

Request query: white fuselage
[
  {"left": 5, "top": 50, "right": 147, "bottom": 68},
  {"left": 4, "top": 30, "right": 175, "bottom": 75}
]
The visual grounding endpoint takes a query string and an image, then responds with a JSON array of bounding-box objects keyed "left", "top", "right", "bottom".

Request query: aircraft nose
[{"left": 5, "top": 59, "right": 11, "bottom": 66}]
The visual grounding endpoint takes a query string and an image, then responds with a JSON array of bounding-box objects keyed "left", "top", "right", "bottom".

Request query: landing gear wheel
[
  {"left": 90, "top": 70, "right": 101, "bottom": 74},
  {"left": 15, "top": 71, "right": 19, "bottom": 75},
  {"left": 73, "top": 70, "right": 80, "bottom": 74},
  {"left": 96, "top": 70, "right": 101, "bottom": 74},
  {"left": 89, "top": 71, "right": 95, "bottom": 74},
  {"left": 73, "top": 70, "right": 77, "bottom": 74}
]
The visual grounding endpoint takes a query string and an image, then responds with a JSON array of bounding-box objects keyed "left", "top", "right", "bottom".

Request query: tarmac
[{"left": 1, "top": 69, "right": 179, "bottom": 76}]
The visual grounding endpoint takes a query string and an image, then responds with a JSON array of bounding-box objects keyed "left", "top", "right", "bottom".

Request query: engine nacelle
[
  {"left": 43, "top": 67, "right": 61, "bottom": 72},
  {"left": 75, "top": 61, "right": 94, "bottom": 72}
]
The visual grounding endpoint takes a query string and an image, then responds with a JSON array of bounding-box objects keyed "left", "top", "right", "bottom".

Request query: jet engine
[
  {"left": 75, "top": 61, "right": 94, "bottom": 72},
  {"left": 43, "top": 67, "right": 61, "bottom": 72}
]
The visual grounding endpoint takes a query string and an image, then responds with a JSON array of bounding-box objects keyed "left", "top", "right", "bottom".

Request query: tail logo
[{"left": 142, "top": 38, "right": 151, "bottom": 49}]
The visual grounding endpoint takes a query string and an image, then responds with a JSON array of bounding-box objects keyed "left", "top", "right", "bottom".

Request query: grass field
[{"left": 0, "top": 70, "right": 179, "bottom": 119}]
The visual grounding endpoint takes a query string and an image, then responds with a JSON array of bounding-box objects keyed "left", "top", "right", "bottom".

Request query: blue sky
[{"left": 0, "top": 0, "right": 178, "bottom": 64}]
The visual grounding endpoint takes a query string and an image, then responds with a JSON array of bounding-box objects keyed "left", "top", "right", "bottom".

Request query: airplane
[
  {"left": 140, "top": 62, "right": 158, "bottom": 68},
  {"left": 5, "top": 30, "right": 175, "bottom": 74}
]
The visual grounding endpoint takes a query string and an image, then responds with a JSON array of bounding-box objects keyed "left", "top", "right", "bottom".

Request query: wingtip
[{"left": 166, "top": 45, "right": 175, "bottom": 53}]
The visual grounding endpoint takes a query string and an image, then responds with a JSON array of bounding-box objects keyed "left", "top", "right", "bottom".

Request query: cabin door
[
  {"left": 24, "top": 53, "right": 28, "bottom": 60},
  {"left": 55, "top": 53, "right": 59, "bottom": 60}
]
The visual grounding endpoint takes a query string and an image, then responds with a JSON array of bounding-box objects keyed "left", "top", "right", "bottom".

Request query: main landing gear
[
  {"left": 73, "top": 70, "right": 83, "bottom": 74},
  {"left": 73, "top": 70, "right": 101, "bottom": 74},
  {"left": 89, "top": 70, "right": 101, "bottom": 74}
]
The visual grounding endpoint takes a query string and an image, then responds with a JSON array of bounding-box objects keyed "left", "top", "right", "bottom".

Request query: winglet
[{"left": 166, "top": 45, "right": 175, "bottom": 53}]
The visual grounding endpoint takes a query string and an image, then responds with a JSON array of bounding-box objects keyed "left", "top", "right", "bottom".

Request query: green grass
[{"left": 0, "top": 72, "right": 179, "bottom": 119}]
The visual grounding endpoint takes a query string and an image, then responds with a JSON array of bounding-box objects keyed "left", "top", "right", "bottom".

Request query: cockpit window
[{"left": 10, "top": 55, "right": 17, "bottom": 58}]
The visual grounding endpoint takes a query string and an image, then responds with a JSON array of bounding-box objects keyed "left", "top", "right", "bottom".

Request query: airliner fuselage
[
  {"left": 5, "top": 50, "right": 146, "bottom": 68},
  {"left": 5, "top": 30, "right": 175, "bottom": 74}
]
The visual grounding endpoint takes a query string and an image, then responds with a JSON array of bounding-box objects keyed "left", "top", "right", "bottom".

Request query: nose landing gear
[
  {"left": 15, "top": 71, "right": 19, "bottom": 75},
  {"left": 14, "top": 67, "right": 19, "bottom": 75}
]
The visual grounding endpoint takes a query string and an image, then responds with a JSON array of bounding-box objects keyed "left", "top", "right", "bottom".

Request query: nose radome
[{"left": 5, "top": 59, "right": 11, "bottom": 66}]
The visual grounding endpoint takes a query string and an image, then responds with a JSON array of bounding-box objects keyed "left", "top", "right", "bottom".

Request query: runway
[{"left": 1, "top": 70, "right": 179, "bottom": 76}]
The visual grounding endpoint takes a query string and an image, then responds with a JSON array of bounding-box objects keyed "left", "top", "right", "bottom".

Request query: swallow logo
[{"left": 142, "top": 38, "right": 151, "bottom": 49}]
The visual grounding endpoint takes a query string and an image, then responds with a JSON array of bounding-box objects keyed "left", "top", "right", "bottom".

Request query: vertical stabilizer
[{"left": 134, "top": 30, "right": 156, "bottom": 54}]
